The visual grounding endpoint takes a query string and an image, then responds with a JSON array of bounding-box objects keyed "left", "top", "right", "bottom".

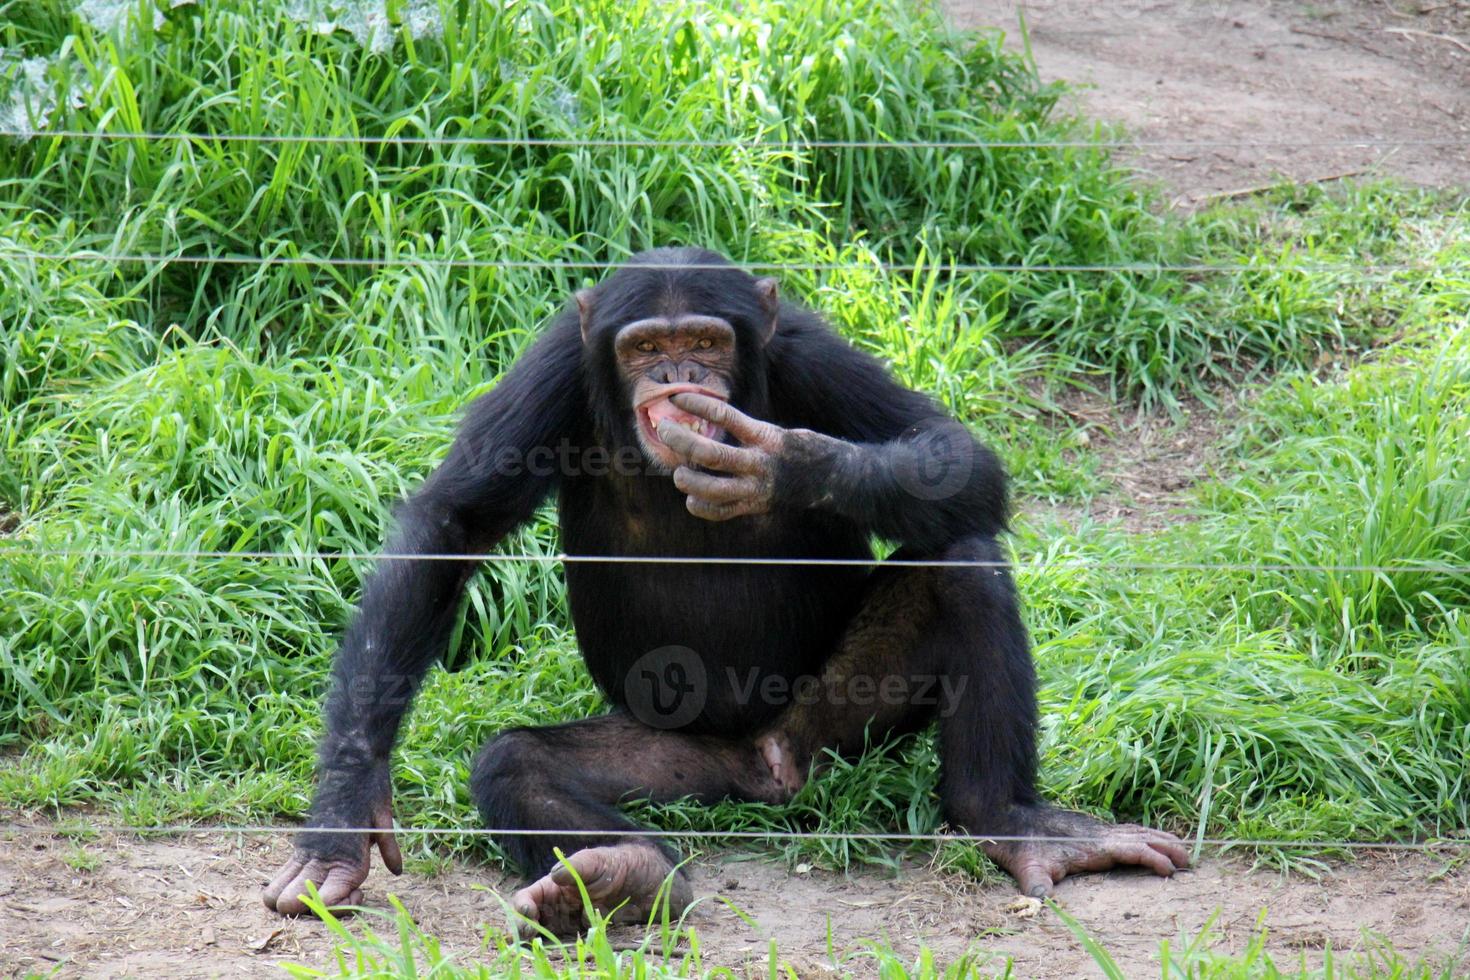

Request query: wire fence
[
  {"left": 5, "top": 250, "right": 1455, "bottom": 276},
  {"left": 6, "top": 129, "right": 1470, "bottom": 149},
  {"left": 1, "top": 546, "right": 1468, "bottom": 576},
  {"left": 1, "top": 823, "right": 1466, "bottom": 852}
]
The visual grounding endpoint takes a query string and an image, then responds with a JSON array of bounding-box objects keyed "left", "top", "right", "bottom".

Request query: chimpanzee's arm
[
  {"left": 264, "top": 315, "right": 582, "bottom": 914},
  {"left": 319, "top": 317, "right": 582, "bottom": 771},
  {"left": 772, "top": 312, "right": 1008, "bottom": 549}
]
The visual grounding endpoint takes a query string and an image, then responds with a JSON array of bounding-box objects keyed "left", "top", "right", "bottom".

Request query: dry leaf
[{"left": 1004, "top": 895, "right": 1043, "bottom": 918}]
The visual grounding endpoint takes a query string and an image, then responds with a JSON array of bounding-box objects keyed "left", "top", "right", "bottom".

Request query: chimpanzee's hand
[
  {"left": 262, "top": 764, "right": 402, "bottom": 916},
  {"left": 658, "top": 391, "right": 840, "bottom": 521}
]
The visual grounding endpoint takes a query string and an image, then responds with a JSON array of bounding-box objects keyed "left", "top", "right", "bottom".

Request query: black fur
[{"left": 305, "top": 247, "right": 1039, "bottom": 879}]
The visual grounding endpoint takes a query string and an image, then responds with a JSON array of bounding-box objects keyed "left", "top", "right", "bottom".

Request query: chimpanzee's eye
[
  {"left": 696, "top": 338, "right": 714, "bottom": 349},
  {"left": 636, "top": 340, "right": 657, "bottom": 353}
]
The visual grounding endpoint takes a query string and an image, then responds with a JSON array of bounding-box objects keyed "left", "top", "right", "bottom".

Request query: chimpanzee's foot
[
  {"left": 508, "top": 843, "right": 692, "bottom": 936},
  {"left": 980, "top": 808, "right": 1191, "bottom": 898}
]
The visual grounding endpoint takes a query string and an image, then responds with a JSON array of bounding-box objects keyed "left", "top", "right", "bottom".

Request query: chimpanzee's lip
[
  {"left": 633, "top": 384, "right": 726, "bottom": 412},
  {"left": 636, "top": 385, "right": 727, "bottom": 451}
]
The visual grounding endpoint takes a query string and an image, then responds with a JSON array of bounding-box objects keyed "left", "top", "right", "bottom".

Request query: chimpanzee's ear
[
  {"left": 575, "top": 289, "right": 596, "bottom": 346},
  {"left": 754, "top": 277, "right": 779, "bottom": 346}
]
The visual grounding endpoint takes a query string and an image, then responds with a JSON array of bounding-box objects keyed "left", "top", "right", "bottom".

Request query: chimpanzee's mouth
[{"left": 636, "top": 385, "right": 727, "bottom": 454}]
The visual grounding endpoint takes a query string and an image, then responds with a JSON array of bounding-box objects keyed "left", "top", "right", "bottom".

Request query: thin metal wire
[
  {"left": 4, "top": 129, "right": 1470, "bottom": 150},
  {"left": 1, "top": 250, "right": 1447, "bottom": 275},
  {"left": 1, "top": 823, "right": 1464, "bottom": 850},
  {"left": 1, "top": 547, "right": 1467, "bottom": 575}
]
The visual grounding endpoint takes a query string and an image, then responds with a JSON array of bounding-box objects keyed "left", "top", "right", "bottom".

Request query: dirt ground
[
  {"left": 2, "top": 822, "right": 1467, "bottom": 978},
  {"left": 1019, "top": 380, "right": 1247, "bottom": 533},
  {"left": 942, "top": 0, "right": 1470, "bottom": 204}
]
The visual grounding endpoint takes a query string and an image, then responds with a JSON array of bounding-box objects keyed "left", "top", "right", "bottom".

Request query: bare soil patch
[
  {"left": 1023, "top": 382, "right": 1245, "bottom": 533},
  {"left": 2, "top": 820, "right": 1466, "bottom": 977},
  {"left": 942, "top": 0, "right": 1470, "bottom": 204}
]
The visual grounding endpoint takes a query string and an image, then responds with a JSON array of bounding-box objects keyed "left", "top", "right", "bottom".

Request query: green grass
[{"left": 2, "top": 0, "right": 1470, "bottom": 976}]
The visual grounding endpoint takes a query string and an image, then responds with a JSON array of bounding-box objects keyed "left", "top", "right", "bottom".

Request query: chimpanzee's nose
[
  {"left": 677, "top": 362, "right": 709, "bottom": 385},
  {"left": 652, "top": 362, "right": 707, "bottom": 386}
]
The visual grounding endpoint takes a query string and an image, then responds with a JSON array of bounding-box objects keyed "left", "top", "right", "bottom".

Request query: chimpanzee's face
[{"left": 574, "top": 260, "right": 778, "bottom": 472}]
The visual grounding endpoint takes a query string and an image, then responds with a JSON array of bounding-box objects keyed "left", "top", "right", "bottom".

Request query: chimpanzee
[{"left": 263, "top": 247, "right": 1188, "bottom": 932}]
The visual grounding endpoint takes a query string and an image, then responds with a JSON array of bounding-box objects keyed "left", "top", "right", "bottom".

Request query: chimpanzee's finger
[
  {"left": 266, "top": 858, "right": 329, "bottom": 915},
  {"left": 670, "top": 393, "right": 782, "bottom": 449},
  {"left": 371, "top": 798, "right": 403, "bottom": 875},
  {"left": 375, "top": 830, "right": 403, "bottom": 876},
  {"left": 1013, "top": 859, "right": 1056, "bottom": 899},
  {"left": 1090, "top": 825, "right": 1189, "bottom": 876},
  {"left": 262, "top": 856, "right": 308, "bottom": 911},
  {"left": 1142, "top": 830, "right": 1191, "bottom": 870},
  {"left": 673, "top": 466, "right": 761, "bottom": 504},
  {"left": 315, "top": 863, "right": 367, "bottom": 910},
  {"left": 658, "top": 421, "right": 762, "bottom": 474},
  {"left": 1091, "top": 837, "right": 1180, "bottom": 878}
]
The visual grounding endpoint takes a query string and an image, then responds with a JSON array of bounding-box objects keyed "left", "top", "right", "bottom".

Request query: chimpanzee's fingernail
[{"left": 1029, "top": 884, "right": 1048, "bottom": 898}]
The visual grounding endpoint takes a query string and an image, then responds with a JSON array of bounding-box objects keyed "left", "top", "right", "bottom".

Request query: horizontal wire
[
  {"left": 0, "top": 250, "right": 1445, "bottom": 275},
  {"left": 4, "top": 129, "right": 1470, "bottom": 150},
  {"left": 1, "top": 547, "right": 1467, "bottom": 575},
  {"left": 1, "top": 823, "right": 1464, "bottom": 851}
]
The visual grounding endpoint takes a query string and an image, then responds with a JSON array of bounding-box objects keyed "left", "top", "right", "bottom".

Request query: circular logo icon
[
  {"left": 893, "top": 417, "right": 976, "bottom": 502},
  {"left": 623, "top": 646, "right": 708, "bottom": 730}
]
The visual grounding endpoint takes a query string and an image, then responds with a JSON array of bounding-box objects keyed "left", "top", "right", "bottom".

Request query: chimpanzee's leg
[
  {"left": 760, "top": 535, "right": 1189, "bottom": 896},
  {"left": 471, "top": 712, "right": 782, "bottom": 934}
]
